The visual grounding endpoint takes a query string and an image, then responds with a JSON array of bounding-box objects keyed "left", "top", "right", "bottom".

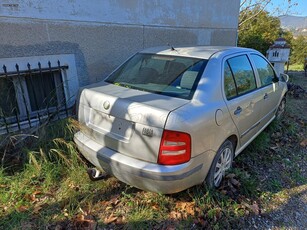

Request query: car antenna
[{"left": 167, "top": 43, "right": 177, "bottom": 52}]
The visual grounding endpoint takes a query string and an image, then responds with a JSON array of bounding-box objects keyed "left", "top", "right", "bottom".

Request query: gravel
[{"left": 243, "top": 185, "right": 307, "bottom": 229}]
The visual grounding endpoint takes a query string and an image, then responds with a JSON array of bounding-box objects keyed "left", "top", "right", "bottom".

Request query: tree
[
  {"left": 290, "top": 35, "right": 307, "bottom": 65},
  {"left": 239, "top": 0, "right": 271, "bottom": 27},
  {"left": 238, "top": 0, "right": 297, "bottom": 55},
  {"left": 239, "top": 0, "right": 297, "bottom": 27},
  {"left": 238, "top": 8, "right": 281, "bottom": 55},
  {"left": 237, "top": 0, "right": 307, "bottom": 68}
]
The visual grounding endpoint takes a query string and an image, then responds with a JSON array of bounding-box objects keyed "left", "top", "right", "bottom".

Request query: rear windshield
[{"left": 105, "top": 53, "right": 207, "bottom": 99}]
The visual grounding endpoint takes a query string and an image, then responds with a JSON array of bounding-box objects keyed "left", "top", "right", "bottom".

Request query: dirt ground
[{"left": 242, "top": 71, "right": 307, "bottom": 230}]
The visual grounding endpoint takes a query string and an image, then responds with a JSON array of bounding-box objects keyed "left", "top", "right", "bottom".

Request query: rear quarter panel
[{"left": 165, "top": 55, "right": 239, "bottom": 174}]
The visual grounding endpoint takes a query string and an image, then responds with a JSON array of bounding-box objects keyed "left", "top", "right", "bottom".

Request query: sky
[{"left": 266, "top": 0, "right": 307, "bottom": 16}]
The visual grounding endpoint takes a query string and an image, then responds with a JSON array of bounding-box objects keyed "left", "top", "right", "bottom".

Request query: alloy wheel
[{"left": 213, "top": 147, "right": 232, "bottom": 187}]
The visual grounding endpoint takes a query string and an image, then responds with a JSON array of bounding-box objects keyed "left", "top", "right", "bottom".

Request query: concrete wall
[{"left": 0, "top": 0, "right": 240, "bottom": 84}]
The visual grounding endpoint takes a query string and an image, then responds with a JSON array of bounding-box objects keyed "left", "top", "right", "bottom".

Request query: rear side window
[
  {"left": 251, "top": 54, "right": 276, "bottom": 86},
  {"left": 224, "top": 55, "right": 256, "bottom": 99},
  {"left": 224, "top": 62, "right": 237, "bottom": 99}
]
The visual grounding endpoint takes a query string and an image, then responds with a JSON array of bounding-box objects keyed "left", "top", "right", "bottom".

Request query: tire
[
  {"left": 276, "top": 98, "right": 286, "bottom": 120},
  {"left": 206, "top": 140, "right": 234, "bottom": 188}
]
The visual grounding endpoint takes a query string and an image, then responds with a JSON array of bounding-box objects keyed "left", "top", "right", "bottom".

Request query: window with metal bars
[{"left": 0, "top": 60, "right": 69, "bottom": 134}]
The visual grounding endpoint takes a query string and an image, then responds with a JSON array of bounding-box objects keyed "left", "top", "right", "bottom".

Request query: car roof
[{"left": 140, "top": 46, "right": 256, "bottom": 59}]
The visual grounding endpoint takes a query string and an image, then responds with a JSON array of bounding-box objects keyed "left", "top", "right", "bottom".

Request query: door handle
[
  {"left": 264, "top": 93, "right": 268, "bottom": 100},
  {"left": 234, "top": 106, "right": 242, "bottom": 115}
]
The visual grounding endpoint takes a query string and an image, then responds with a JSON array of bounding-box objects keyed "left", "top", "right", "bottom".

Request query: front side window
[
  {"left": 251, "top": 54, "right": 277, "bottom": 86},
  {"left": 106, "top": 53, "right": 207, "bottom": 99},
  {"left": 227, "top": 55, "right": 256, "bottom": 96}
]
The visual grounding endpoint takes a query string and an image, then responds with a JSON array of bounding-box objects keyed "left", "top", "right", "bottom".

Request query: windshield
[{"left": 105, "top": 53, "right": 207, "bottom": 99}]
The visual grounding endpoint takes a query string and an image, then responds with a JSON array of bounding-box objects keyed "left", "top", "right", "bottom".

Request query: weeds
[
  {"left": 0, "top": 75, "right": 306, "bottom": 229},
  {"left": 247, "top": 131, "right": 271, "bottom": 153},
  {"left": 0, "top": 118, "right": 88, "bottom": 229}
]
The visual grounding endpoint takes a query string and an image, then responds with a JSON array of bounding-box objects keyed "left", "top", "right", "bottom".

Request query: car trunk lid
[{"left": 78, "top": 82, "right": 189, "bottom": 163}]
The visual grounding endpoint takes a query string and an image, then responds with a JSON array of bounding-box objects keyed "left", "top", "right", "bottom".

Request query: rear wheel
[{"left": 206, "top": 140, "right": 234, "bottom": 188}]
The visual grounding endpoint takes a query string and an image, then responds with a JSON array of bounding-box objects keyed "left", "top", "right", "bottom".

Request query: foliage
[
  {"left": 239, "top": 0, "right": 271, "bottom": 27},
  {"left": 238, "top": 1, "right": 307, "bottom": 66},
  {"left": 240, "top": 0, "right": 297, "bottom": 27},
  {"left": 290, "top": 35, "right": 307, "bottom": 65},
  {"left": 288, "top": 63, "right": 304, "bottom": 71},
  {"left": 238, "top": 7, "right": 281, "bottom": 55},
  {"left": 0, "top": 73, "right": 307, "bottom": 229}
]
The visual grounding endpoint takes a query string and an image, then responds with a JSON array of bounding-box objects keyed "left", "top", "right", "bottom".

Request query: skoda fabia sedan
[{"left": 74, "top": 46, "right": 288, "bottom": 194}]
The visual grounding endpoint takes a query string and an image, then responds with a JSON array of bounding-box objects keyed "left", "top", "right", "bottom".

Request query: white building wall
[
  {"left": 0, "top": 0, "right": 240, "bottom": 84},
  {"left": 0, "top": 0, "right": 239, "bottom": 28}
]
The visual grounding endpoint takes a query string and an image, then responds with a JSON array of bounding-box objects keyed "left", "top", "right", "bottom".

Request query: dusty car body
[{"left": 74, "top": 46, "right": 288, "bottom": 194}]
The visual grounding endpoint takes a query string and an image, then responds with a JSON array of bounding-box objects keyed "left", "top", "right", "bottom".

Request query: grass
[
  {"left": 287, "top": 63, "right": 304, "bottom": 71},
  {"left": 0, "top": 74, "right": 306, "bottom": 229},
  {"left": 0, "top": 118, "right": 245, "bottom": 229}
]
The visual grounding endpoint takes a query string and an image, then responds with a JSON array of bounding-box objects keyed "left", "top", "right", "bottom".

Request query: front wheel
[{"left": 206, "top": 140, "right": 234, "bottom": 188}]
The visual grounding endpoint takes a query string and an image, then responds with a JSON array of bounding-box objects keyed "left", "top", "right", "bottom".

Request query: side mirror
[{"left": 280, "top": 73, "right": 289, "bottom": 83}]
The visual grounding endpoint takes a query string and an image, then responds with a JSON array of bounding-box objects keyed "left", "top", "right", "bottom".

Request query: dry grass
[{"left": 0, "top": 73, "right": 306, "bottom": 229}]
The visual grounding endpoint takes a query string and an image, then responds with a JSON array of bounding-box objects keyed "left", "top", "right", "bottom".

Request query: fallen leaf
[
  {"left": 270, "top": 146, "right": 279, "bottom": 152},
  {"left": 170, "top": 211, "right": 182, "bottom": 219},
  {"left": 231, "top": 178, "right": 240, "bottom": 187},
  {"left": 73, "top": 214, "right": 97, "bottom": 230},
  {"left": 104, "top": 213, "right": 118, "bottom": 224},
  {"left": 115, "top": 216, "right": 125, "bottom": 225},
  {"left": 175, "top": 201, "right": 195, "bottom": 216},
  {"left": 26, "top": 191, "right": 54, "bottom": 203},
  {"left": 2, "top": 206, "right": 8, "bottom": 212},
  {"left": 109, "top": 195, "right": 121, "bottom": 206},
  {"left": 30, "top": 191, "right": 42, "bottom": 201},
  {"left": 300, "top": 139, "right": 307, "bottom": 148},
  {"left": 17, "top": 205, "right": 28, "bottom": 212},
  {"left": 33, "top": 205, "right": 43, "bottom": 214},
  {"left": 226, "top": 173, "right": 236, "bottom": 179},
  {"left": 250, "top": 202, "right": 260, "bottom": 215}
]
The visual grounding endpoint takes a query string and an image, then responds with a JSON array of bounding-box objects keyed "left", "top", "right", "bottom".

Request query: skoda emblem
[{"left": 103, "top": 101, "right": 110, "bottom": 110}]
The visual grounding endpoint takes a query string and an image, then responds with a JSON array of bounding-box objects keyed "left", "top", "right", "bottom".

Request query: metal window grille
[{"left": 0, "top": 60, "right": 71, "bottom": 135}]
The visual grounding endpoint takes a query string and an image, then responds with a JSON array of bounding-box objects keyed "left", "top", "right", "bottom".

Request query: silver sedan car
[{"left": 74, "top": 46, "right": 288, "bottom": 194}]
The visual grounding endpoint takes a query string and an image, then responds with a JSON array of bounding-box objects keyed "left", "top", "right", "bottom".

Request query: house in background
[
  {"left": 0, "top": 0, "right": 240, "bottom": 134},
  {"left": 266, "top": 37, "right": 291, "bottom": 77}
]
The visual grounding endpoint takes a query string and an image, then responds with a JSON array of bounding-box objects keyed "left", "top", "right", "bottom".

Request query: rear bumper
[{"left": 74, "top": 131, "right": 208, "bottom": 194}]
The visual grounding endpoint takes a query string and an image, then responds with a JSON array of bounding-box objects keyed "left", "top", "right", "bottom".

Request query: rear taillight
[{"left": 158, "top": 130, "right": 191, "bottom": 165}]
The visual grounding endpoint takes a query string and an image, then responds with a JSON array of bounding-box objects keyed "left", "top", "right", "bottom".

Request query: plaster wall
[{"left": 0, "top": 0, "right": 240, "bottom": 84}]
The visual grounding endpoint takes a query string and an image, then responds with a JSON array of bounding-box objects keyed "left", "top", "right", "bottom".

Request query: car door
[
  {"left": 223, "top": 54, "right": 263, "bottom": 146},
  {"left": 249, "top": 54, "right": 281, "bottom": 126}
]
